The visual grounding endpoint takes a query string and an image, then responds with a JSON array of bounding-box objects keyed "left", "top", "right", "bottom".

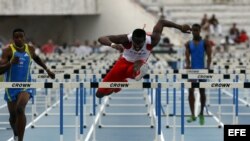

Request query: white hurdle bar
[{"left": 148, "top": 68, "right": 250, "bottom": 74}]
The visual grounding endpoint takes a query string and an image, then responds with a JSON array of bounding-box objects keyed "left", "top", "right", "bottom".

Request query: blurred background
[{"left": 0, "top": 0, "right": 249, "bottom": 55}]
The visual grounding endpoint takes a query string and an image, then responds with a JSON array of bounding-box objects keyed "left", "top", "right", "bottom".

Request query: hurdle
[
  {"left": 137, "top": 71, "right": 250, "bottom": 140},
  {"left": 155, "top": 81, "right": 250, "bottom": 141},
  {"left": 2, "top": 71, "right": 90, "bottom": 139},
  {"left": 97, "top": 83, "right": 154, "bottom": 128},
  {"left": 84, "top": 82, "right": 164, "bottom": 141},
  {"left": 30, "top": 74, "right": 105, "bottom": 129},
  {"left": 0, "top": 82, "right": 88, "bottom": 141},
  {"left": 146, "top": 68, "right": 250, "bottom": 107},
  {"left": 31, "top": 58, "right": 113, "bottom": 128},
  {"left": 98, "top": 77, "right": 151, "bottom": 125},
  {"left": 144, "top": 73, "right": 245, "bottom": 125}
]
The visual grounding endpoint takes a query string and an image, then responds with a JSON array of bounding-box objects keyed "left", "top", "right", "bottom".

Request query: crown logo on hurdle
[
  {"left": 12, "top": 83, "right": 32, "bottom": 88},
  {"left": 211, "top": 83, "right": 230, "bottom": 88},
  {"left": 110, "top": 83, "right": 130, "bottom": 88}
]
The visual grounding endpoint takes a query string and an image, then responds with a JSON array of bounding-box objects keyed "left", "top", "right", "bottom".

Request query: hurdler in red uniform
[{"left": 96, "top": 19, "right": 191, "bottom": 98}]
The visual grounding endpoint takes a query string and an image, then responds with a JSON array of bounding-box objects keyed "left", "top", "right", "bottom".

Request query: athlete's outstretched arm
[
  {"left": 98, "top": 34, "right": 129, "bottom": 52},
  {"left": 98, "top": 34, "right": 129, "bottom": 46},
  {"left": 151, "top": 19, "right": 191, "bottom": 47},
  {"left": 28, "top": 46, "right": 55, "bottom": 79}
]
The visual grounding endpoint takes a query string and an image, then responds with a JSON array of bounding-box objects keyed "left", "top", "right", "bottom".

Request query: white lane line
[
  {"left": 222, "top": 89, "right": 249, "bottom": 105},
  {"left": 84, "top": 97, "right": 109, "bottom": 141},
  {"left": 207, "top": 110, "right": 224, "bottom": 127},
  {"left": 0, "top": 103, "right": 7, "bottom": 109}
]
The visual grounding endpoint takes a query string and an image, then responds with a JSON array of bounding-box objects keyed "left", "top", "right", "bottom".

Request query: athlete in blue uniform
[
  {"left": 0, "top": 28, "right": 55, "bottom": 141},
  {"left": 185, "top": 24, "right": 212, "bottom": 125}
]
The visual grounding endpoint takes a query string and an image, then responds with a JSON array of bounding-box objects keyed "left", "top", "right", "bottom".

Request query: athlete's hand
[
  {"left": 10, "top": 56, "right": 19, "bottom": 64},
  {"left": 46, "top": 69, "right": 55, "bottom": 79},
  {"left": 111, "top": 43, "right": 124, "bottom": 53},
  {"left": 181, "top": 24, "right": 191, "bottom": 34}
]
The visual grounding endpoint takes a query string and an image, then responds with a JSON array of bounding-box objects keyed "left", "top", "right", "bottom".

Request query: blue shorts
[{"left": 4, "top": 88, "right": 34, "bottom": 102}]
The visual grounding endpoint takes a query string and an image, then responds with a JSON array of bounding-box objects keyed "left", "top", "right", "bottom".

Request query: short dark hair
[
  {"left": 192, "top": 24, "right": 201, "bottom": 30},
  {"left": 13, "top": 28, "right": 25, "bottom": 37},
  {"left": 132, "top": 28, "right": 146, "bottom": 41}
]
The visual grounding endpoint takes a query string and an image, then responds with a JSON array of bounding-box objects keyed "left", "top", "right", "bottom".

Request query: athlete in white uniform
[
  {"left": 123, "top": 34, "right": 151, "bottom": 62},
  {"left": 96, "top": 19, "right": 191, "bottom": 98}
]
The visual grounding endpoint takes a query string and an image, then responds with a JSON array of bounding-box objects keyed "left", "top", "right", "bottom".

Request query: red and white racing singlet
[{"left": 122, "top": 34, "right": 153, "bottom": 62}]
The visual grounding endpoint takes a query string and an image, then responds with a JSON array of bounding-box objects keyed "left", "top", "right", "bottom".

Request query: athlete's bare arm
[
  {"left": 151, "top": 19, "right": 191, "bottom": 47},
  {"left": 98, "top": 34, "right": 129, "bottom": 52},
  {"left": 28, "top": 45, "right": 48, "bottom": 70},
  {"left": 204, "top": 40, "right": 212, "bottom": 69},
  {"left": 28, "top": 45, "right": 55, "bottom": 79},
  {"left": 185, "top": 41, "right": 191, "bottom": 69},
  {"left": 0, "top": 47, "right": 18, "bottom": 74},
  {"left": 98, "top": 34, "right": 129, "bottom": 46}
]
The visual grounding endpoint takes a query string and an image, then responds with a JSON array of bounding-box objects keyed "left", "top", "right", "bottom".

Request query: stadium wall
[{"left": 0, "top": 0, "right": 166, "bottom": 45}]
